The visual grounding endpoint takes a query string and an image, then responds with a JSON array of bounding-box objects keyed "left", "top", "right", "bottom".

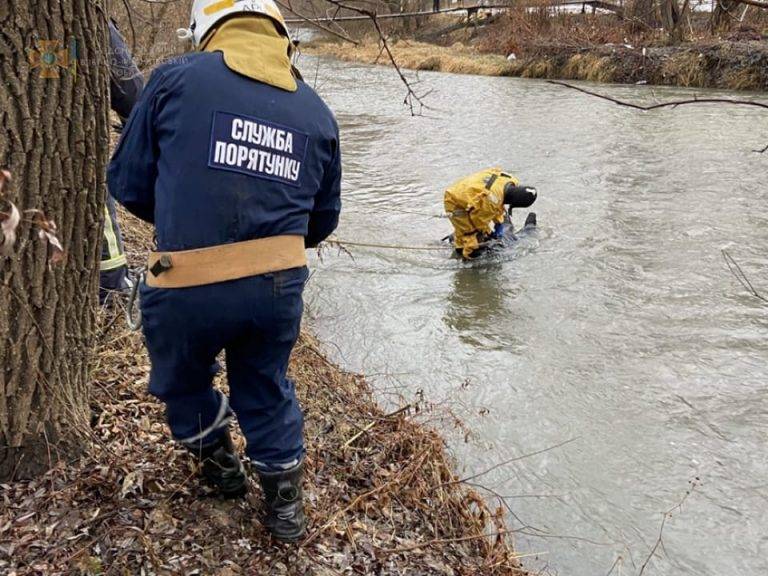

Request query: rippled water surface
[{"left": 300, "top": 54, "right": 768, "bottom": 575}]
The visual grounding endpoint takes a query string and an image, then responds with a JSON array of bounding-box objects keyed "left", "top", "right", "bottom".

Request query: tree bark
[
  {"left": 0, "top": 1, "right": 109, "bottom": 480},
  {"left": 626, "top": 0, "right": 659, "bottom": 30},
  {"left": 712, "top": 0, "right": 738, "bottom": 31},
  {"left": 658, "top": 0, "right": 682, "bottom": 34}
]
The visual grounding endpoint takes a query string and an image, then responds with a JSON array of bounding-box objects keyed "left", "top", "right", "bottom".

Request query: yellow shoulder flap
[
  {"left": 444, "top": 168, "right": 517, "bottom": 224},
  {"left": 202, "top": 16, "right": 297, "bottom": 92}
]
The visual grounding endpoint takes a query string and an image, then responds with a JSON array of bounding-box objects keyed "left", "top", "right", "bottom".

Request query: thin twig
[
  {"left": 343, "top": 404, "right": 413, "bottom": 447},
  {"left": 302, "top": 450, "right": 430, "bottom": 546},
  {"left": 605, "top": 555, "right": 622, "bottom": 576},
  {"left": 722, "top": 250, "right": 767, "bottom": 303},
  {"left": 316, "top": 0, "right": 433, "bottom": 114},
  {"left": 548, "top": 80, "right": 768, "bottom": 111},
  {"left": 549, "top": 80, "right": 768, "bottom": 153},
  {"left": 374, "top": 530, "right": 515, "bottom": 554},
  {"left": 730, "top": 0, "right": 768, "bottom": 8},
  {"left": 638, "top": 479, "right": 699, "bottom": 576},
  {"left": 463, "top": 480, "right": 534, "bottom": 532},
  {"left": 437, "top": 437, "right": 579, "bottom": 489},
  {"left": 325, "top": 238, "right": 446, "bottom": 251},
  {"left": 275, "top": 0, "right": 360, "bottom": 45},
  {"left": 121, "top": 0, "right": 138, "bottom": 54}
]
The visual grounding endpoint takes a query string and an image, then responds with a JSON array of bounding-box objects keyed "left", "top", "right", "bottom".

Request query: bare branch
[
  {"left": 549, "top": 80, "right": 768, "bottom": 152},
  {"left": 722, "top": 250, "right": 767, "bottom": 303},
  {"left": 432, "top": 437, "right": 580, "bottom": 491},
  {"left": 638, "top": 479, "right": 700, "bottom": 576},
  {"left": 729, "top": 0, "right": 768, "bottom": 8},
  {"left": 275, "top": 0, "right": 360, "bottom": 45},
  {"left": 548, "top": 80, "right": 768, "bottom": 111},
  {"left": 463, "top": 480, "right": 535, "bottom": 532},
  {"left": 604, "top": 555, "right": 623, "bottom": 576},
  {"left": 373, "top": 529, "right": 513, "bottom": 554},
  {"left": 313, "top": 0, "right": 433, "bottom": 114},
  {"left": 121, "top": 0, "right": 139, "bottom": 54}
]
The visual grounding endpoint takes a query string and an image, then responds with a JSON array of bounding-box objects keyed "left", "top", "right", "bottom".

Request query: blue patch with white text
[{"left": 208, "top": 111, "right": 308, "bottom": 187}]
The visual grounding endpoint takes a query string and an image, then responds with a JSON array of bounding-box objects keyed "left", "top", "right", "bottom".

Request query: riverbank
[
  {"left": 0, "top": 210, "right": 525, "bottom": 574},
  {"left": 303, "top": 21, "right": 768, "bottom": 90}
]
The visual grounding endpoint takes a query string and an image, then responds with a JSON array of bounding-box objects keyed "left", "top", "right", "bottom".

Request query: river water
[{"left": 300, "top": 54, "right": 768, "bottom": 576}]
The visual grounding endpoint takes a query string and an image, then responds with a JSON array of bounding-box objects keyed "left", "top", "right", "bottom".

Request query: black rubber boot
[
  {"left": 256, "top": 460, "right": 307, "bottom": 542},
  {"left": 188, "top": 431, "right": 247, "bottom": 498}
]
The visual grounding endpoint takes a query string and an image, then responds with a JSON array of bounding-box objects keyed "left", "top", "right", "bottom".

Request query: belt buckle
[{"left": 149, "top": 254, "right": 173, "bottom": 278}]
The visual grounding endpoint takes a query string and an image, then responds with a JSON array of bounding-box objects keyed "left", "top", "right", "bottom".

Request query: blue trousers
[{"left": 140, "top": 266, "right": 308, "bottom": 466}]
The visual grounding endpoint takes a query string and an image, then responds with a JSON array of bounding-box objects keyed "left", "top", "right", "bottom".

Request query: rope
[
  {"left": 177, "top": 390, "right": 233, "bottom": 447},
  {"left": 126, "top": 268, "right": 145, "bottom": 331},
  {"left": 343, "top": 197, "right": 448, "bottom": 219},
  {"left": 382, "top": 208, "right": 449, "bottom": 219},
  {"left": 326, "top": 238, "right": 448, "bottom": 252}
]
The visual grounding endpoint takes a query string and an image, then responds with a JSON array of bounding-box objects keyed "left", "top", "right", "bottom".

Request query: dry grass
[
  {"left": 725, "top": 66, "right": 763, "bottom": 91},
  {"left": 304, "top": 39, "right": 515, "bottom": 76},
  {"left": 113, "top": 0, "right": 768, "bottom": 91},
  {"left": 660, "top": 51, "right": 707, "bottom": 87},
  {"left": 306, "top": 33, "right": 768, "bottom": 90},
  {"left": 302, "top": 2, "right": 768, "bottom": 91},
  {"left": 561, "top": 54, "right": 616, "bottom": 83}
]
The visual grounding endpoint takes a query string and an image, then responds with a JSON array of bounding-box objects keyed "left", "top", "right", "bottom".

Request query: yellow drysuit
[{"left": 444, "top": 168, "right": 519, "bottom": 258}]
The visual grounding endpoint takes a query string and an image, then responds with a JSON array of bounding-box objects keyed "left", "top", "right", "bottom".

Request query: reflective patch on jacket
[
  {"left": 209, "top": 111, "right": 308, "bottom": 187},
  {"left": 101, "top": 197, "right": 127, "bottom": 271}
]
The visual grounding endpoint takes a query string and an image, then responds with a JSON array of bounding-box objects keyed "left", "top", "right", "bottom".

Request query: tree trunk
[
  {"left": 0, "top": 1, "right": 109, "bottom": 480},
  {"left": 712, "top": 0, "right": 738, "bottom": 32},
  {"left": 626, "top": 0, "right": 659, "bottom": 30},
  {"left": 658, "top": 0, "right": 682, "bottom": 35}
]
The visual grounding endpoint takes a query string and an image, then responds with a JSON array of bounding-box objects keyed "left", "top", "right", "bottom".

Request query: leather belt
[{"left": 146, "top": 235, "right": 307, "bottom": 288}]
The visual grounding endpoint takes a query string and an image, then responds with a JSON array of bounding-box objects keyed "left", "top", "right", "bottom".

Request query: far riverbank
[{"left": 303, "top": 23, "right": 768, "bottom": 91}]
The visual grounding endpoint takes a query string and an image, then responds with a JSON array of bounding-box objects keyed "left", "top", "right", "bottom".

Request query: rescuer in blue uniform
[
  {"left": 107, "top": 0, "right": 341, "bottom": 542},
  {"left": 101, "top": 20, "right": 144, "bottom": 304}
]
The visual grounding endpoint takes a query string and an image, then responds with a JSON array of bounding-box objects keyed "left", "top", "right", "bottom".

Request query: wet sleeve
[
  {"left": 108, "top": 21, "right": 144, "bottom": 121},
  {"left": 107, "top": 69, "right": 166, "bottom": 224},
  {"left": 306, "top": 127, "right": 342, "bottom": 248}
]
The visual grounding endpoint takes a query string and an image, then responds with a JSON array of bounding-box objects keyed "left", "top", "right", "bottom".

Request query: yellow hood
[{"left": 202, "top": 16, "right": 297, "bottom": 92}]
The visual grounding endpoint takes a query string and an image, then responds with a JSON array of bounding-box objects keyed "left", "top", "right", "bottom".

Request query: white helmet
[{"left": 177, "top": 0, "right": 289, "bottom": 46}]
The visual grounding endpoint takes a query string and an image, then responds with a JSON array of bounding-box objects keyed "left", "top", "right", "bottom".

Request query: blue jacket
[{"left": 107, "top": 51, "right": 341, "bottom": 251}]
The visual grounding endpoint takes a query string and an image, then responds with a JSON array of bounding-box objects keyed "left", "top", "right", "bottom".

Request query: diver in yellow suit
[{"left": 444, "top": 168, "right": 538, "bottom": 259}]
